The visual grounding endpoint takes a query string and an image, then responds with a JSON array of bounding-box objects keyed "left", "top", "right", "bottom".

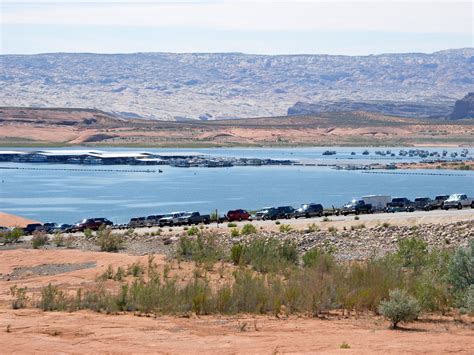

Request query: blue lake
[{"left": 0, "top": 147, "right": 473, "bottom": 224}]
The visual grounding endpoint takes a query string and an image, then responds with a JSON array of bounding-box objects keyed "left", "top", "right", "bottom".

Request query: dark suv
[
  {"left": 385, "top": 198, "right": 414, "bottom": 213},
  {"left": 22, "top": 223, "right": 44, "bottom": 235},
  {"left": 413, "top": 197, "right": 433, "bottom": 211},
  {"left": 294, "top": 204, "right": 323, "bottom": 218},
  {"left": 340, "top": 200, "right": 373, "bottom": 215},
  {"left": 226, "top": 209, "right": 251, "bottom": 222},
  {"left": 72, "top": 218, "right": 113, "bottom": 232},
  {"left": 275, "top": 206, "right": 296, "bottom": 219}
]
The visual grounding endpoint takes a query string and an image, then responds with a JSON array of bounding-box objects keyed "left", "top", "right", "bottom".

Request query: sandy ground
[
  {"left": 0, "top": 249, "right": 472, "bottom": 354},
  {"left": 0, "top": 212, "right": 40, "bottom": 228}
]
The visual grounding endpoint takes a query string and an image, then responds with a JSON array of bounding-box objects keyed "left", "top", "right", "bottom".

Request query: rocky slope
[
  {"left": 287, "top": 99, "right": 452, "bottom": 118},
  {"left": 450, "top": 92, "right": 474, "bottom": 119},
  {"left": 1, "top": 49, "right": 472, "bottom": 120}
]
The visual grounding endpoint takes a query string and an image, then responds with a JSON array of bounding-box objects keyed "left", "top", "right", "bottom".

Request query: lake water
[{"left": 1, "top": 147, "right": 473, "bottom": 224}]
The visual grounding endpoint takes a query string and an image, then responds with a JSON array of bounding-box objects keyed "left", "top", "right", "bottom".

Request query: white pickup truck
[
  {"left": 443, "top": 194, "right": 474, "bottom": 210},
  {"left": 158, "top": 212, "right": 187, "bottom": 226}
]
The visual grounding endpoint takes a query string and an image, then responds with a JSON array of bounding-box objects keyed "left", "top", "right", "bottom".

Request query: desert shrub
[
  {"left": 96, "top": 228, "right": 123, "bottom": 252},
  {"left": 382, "top": 222, "right": 391, "bottom": 228},
  {"left": 187, "top": 226, "right": 200, "bottom": 236},
  {"left": 127, "top": 262, "right": 144, "bottom": 277},
  {"left": 52, "top": 232, "right": 64, "bottom": 247},
  {"left": 447, "top": 240, "right": 473, "bottom": 293},
  {"left": 177, "top": 234, "right": 223, "bottom": 266},
  {"left": 328, "top": 226, "right": 338, "bottom": 234},
  {"left": 83, "top": 228, "right": 93, "bottom": 238},
  {"left": 1, "top": 228, "right": 23, "bottom": 244},
  {"left": 10, "top": 285, "right": 28, "bottom": 309},
  {"left": 39, "top": 284, "right": 69, "bottom": 311},
  {"left": 230, "top": 228, "right": 240, "bottom": 237},
  {"left": 460, "top": 285, "right": 474, "bottom": 315},
  {"left": 275, "top": 220, "right": 281, "bottom": 225},
  {"left": 114, "top": 267, "right": 126, "bottom": 281},
  {"left": 307, "top": 223, "right": 320, "bottom": 232},
  {"left": 230, "top": 244, "right": 244, "bottom": 265},
  {"left": 354, "top": 216, "right": 360, "bottom": 221},
  {"left": 302, "top": 247, "right": 335, "bottom": 271},
  {"left": 342, "top": 256, "right": 404, "bottom": 312},
  {"left": 378, "top": 289, "right": 421, "bottom": 328},
  {"left": 340, "top": 342, "right": 351, "bottom": 349},
  {"left": 322, "top": 217, "right": 331, "bottom": 222},
  {"left": 239, "top": 239, "right": 298, "bottom": 273},
  {"left": 227, "top": 222, "right": 237, "bottom": 228},
  {"left": 396, "top": 237, "right": 428, "bottom": 270},
  {"left": 279, "top": 224, "right": 293, "bottom": 233},
  {"left": 31, "top": 231, "right": 48, "bottom": 249},
  {"left": 240, "top": 223, "right": 257, "bottom": 235},
  {"left": 231, "top": 269, "right": 270, "bottom": 313}
]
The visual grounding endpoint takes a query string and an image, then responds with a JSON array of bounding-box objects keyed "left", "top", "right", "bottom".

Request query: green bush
[
  {"left": 97, "top": 228, "right": 123, "bottom": 252},
  {"left": 10, "top": 285, "right": 28, "bottom": 309},
  {"left": 187, "top": 226, "right": 200, "bottom": 236},
  {"left": 306, "top": 223, "right": 320, "bottom": 232},
  {"left": 238, "top": 239, "right": 298, "bottom": 273},
  {"left": 39, "top": 284, "right": 69, "bottom": 311},
  {"left": 460, "top": 285, "right": 474, "bottom": 315},
  {"left": 230, "top": 244, "right": 244, "bottom": 265},
  {"left": 230, "top": 228, "right": 240, "bottom": 237},
  {"left": 396, "top": 237, "right": 428, "bottom": 270},
  {"left": 275, "top": 220, "right": 281, "bottom": 225},
  {"left": 177, "top": 234, "right": 223, "bottom": 266},
  {"left": 31, "top": 232, "right": 48, "bottom": 249},
  {"left": 52, "top": 232, "right": 64, "bottom": 247},
  {"left": 447, "top": 240, "right": 473, "bottom": 293},
  {"left": 240, "top": 224, "right": 257, "bottom": 235},
  {"left": 302, "top": 247, "right": 334, "bottom": 270},
  {"left": 378, "top": 289, "right": 421, "bottom": 328},
  {"left": 227, "top": 222, "right": 237, "bottom": 228},
  {"left": 84, "top": 228, "right": 93, "bottom": 238},
  {"left": 1, "top": 228, "right": 23, "bottom": 244},
  {"left": 279, "top": 224, "right": 293, "bottom": 233}
]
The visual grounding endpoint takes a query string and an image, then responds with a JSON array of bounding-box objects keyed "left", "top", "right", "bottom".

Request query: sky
[{"left": 0, "top": 0, "right": 472, "bottom": 55}]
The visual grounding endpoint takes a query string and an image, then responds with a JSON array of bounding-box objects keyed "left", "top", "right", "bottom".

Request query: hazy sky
[{"left": 1, "top": 0, "right": 472, "bottom": 55}]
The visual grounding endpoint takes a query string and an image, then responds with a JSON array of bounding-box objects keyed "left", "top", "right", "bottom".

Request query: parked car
[
  {"left": 226, "top": 209, "right": 251, "bottom": 222},
  {"left": 443, "top": 194, "right": 474, "bottom": 210},
  {"left": 158, "top": 212, "right": 187, "bottom": 226},
  {"left": 428, "top": 195, "right": 449, "bottom": 210},
  {"left": 254, "top": 208, "right": 274, "bottom": 220},
  {"left": 413, "top": 197, "right": 433, "bottom": 211},
  {"left": 275, "top": 206, "right": 296, "bottom": 219},
  {"left": 294, "top": 203, "right": 323, "bottom": 218},
  {"left": 57, "top": 224, "right": 73, "bottom": 232},
  {"left": 385, "top": 197, "right": 414, "bottom": 213},
  {"left": 258, "top": 208, "right": 279, "bottom": 220},
  {"left": 145, "top": 215, "right": 163, "bottom": 227},
  {"left": 22, "top": 223, "right": 44, "bottom": 235},
  {"left": 43, "top": 222, "right": 60, "bottom": 233},
  {"left": 129, "top": 217, "right": 146, "bottom": 228},
  {"left": 179, "top": 212, "right": 211, "bottom": 225},
  {"left": 340, "top": 200, "right": 373, "bottom": 215},
  {"left": 71, "top": 218, "right": 113, "bottom": 232}
]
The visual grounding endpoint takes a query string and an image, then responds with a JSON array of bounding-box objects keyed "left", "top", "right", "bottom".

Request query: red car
[{"left": 226, "top": 209, "right": 251, "bottom": 222}]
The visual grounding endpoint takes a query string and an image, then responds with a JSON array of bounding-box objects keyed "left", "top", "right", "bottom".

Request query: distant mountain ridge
[{"left": 0, "top": 49, "right": 473, "bottom": 120}]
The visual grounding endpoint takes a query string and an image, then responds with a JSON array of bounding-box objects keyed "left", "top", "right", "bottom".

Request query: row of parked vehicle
[{"left": 8, "top": 193, "right": 473, "bottom": 236}]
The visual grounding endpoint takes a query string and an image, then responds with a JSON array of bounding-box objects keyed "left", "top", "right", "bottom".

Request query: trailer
[{"left": 362, "top": 195, "right": 392, "bottom": 211}]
